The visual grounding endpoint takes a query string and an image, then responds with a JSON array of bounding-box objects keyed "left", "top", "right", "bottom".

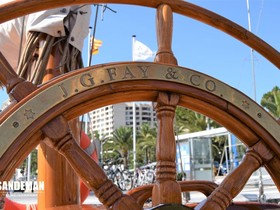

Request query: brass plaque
[{"left": 0, "top": 62, "right": 279, "bottom": 157}]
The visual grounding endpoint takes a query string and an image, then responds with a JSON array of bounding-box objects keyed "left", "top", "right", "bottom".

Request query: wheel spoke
[
  {"left": 198, "top": 140, "right": 275, "bottom": 210},
  {"left": 155, "top": 4, "right": 177, "bottom": 65},
  {"left": 42, "top": 115, "right": 142, "bottom": 209},
  {"left": 0, "top": 1, "right": 280, "bottom": 209},
  {"left": 152, "top": 92, "right": 181, "bottom": 205},
  {"left": 0, "top": 52, "right": 36, "bottom": 102}
]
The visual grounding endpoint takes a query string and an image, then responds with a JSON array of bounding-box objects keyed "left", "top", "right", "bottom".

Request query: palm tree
[
  {"left": 261, "top": 86, "right": 280, "bottom": 119},
  {"left": 175, "top": 106, "right": 221, "bottom": 133},
  {"left": 137, "top": 123, "right": 157, "bottom": 164},
  {"left": 111, "top": 126, "right": 133, "bottom": 169}
]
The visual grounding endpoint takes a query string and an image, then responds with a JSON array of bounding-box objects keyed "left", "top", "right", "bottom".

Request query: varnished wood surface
[
  {"left": 265, "top": 155, "right": 280, "bottom": 191},
  {"left": 200, "top": 150, "right": 263, "bottom": 209},
  {"left": 1, "top": 1, "right": 280, "bottom": 209},
  {"left": 1, "top": 78, "right": 280, "bottom": 209},
  {"left": 154, "top": 4, "right": 177, "bottom": 65},
  {"left": 1, "top": 76, "right": 279, "bottom": 173},
  {"left": 127, "top": 181, "right": 218, "bottom": 206},
  {"left": 152, "top": 93, "right": 182, "bottom": 205},
  {"left": 0, "top": 0, "right": 279, "bottom": 70},
  {"left": 38, "top": 38, "right": 80, "bottom": 209},
  {"left": 44, "top": 202, "right": 280, "bottom": 210},
  {"left": 2, "top": 59, "right": 279, "bottom": 162},
  {"left": 42, "top": 115, "right": 142, "bottom": 209},
  {"left": 46, "top": 204, "right": 106, "bottom": 209},
  {"left": 0, "top": 51, "right": 22, "bottom": 92}
]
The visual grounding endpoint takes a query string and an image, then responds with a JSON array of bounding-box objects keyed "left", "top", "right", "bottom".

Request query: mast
[
  {"left": 132, "top": 35, "right": 137, "bottom": 172},
  {"left": 246, "top": 0, "right": 257, "bottom": 101},
  {"left": 246, "top": 0, "right": 264, "bottom": 202}
]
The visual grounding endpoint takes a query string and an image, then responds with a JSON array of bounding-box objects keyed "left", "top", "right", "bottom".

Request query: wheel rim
[
  {"left": 0, "top": 1, "right": 280, "bottom": 209},
  {"left": 1, "top": 62, "right": 280, "bottom": 209}
]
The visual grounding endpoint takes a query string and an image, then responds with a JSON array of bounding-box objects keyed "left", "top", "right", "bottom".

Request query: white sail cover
[{"left": 0, "top": 2, "right": 91, "bottom": 70}]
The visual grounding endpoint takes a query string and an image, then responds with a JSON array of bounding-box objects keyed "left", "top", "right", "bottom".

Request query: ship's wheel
[{"left": 1, "top": 1, "right": 280, "bottom": 210}]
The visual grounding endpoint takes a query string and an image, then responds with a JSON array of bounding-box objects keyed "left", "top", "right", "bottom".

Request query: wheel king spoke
[
  {"left": 154, "top": 4, "right": 177, "bottom": 65},
  {"left": 152, "top": 92, "right": 181, "bottom": 205}
]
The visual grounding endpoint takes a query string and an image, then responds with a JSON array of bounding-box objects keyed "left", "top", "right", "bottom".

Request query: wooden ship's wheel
[{"left": 1, "top": 1, "right": 280, "bottom": 210}]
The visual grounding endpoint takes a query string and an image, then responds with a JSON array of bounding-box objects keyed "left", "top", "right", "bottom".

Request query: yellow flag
[{"left": 91, "top": 38, "right": 103, "bottom": 55}]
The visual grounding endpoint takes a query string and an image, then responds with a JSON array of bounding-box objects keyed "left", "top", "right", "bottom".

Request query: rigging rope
[{"left": 16, "top": 12, "right": 84, "bottom": 85}]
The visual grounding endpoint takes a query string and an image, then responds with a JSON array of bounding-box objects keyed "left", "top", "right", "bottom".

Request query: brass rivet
[{"left": 13, "top": 122, "right": 19, "bottom": 128}]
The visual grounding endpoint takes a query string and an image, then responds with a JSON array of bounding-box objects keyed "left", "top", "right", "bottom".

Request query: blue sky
[{"left": 1, "top": 0, "right": 280, "bottom": 106}]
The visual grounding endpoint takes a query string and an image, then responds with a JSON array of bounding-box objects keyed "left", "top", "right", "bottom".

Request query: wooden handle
[
  {"left": 0, "top": 52, "right": 37, "bottom": 101},
  {"left": 154, "top": 4, "right": 177, "bottom": 65},
  {"left": 0, "top": 52, "right": 21, "bottom": 91}
]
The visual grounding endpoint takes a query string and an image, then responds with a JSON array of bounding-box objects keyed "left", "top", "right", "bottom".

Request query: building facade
[{"left": 88, "top": 102, "right": 156, "bottom": 138}]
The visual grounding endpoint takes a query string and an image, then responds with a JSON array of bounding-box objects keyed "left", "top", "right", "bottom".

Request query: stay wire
[
  {"left": 88, "top": 5, "right": 99, "bottom": 66},
  {"left": 256, "top": 0, "right": 264, "bottom": 35}
]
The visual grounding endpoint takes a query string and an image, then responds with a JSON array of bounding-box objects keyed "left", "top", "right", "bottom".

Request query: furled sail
[{"left": 0, "top": 4, "right": 91, "bottom": 84}]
